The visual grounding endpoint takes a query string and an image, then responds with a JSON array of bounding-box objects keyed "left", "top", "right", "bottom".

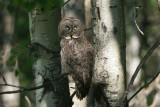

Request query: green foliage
[
  {"left": 146, "top": 91, "right": 155, "bottom": 106},
  {"left": 15, "top": 70, "right": 19, "bottom": 76},
  {"left": 1, "top": 0, "right": 64, "bottom": 12},
  {"left": 7, "top": 40, "right": 35, "bottom": 106},
  {"left": 6, "top": 40, "right": 34, "bottom": 73},
  {"left": 6, "top": 55, "right": 16, "bottom": 71}
]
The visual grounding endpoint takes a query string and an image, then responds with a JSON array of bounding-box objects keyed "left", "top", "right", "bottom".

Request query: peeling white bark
[
  {"left": 29, "top": 9, "right": 71, "bottom": 107},
  {"left": 91, "top": 0, "right": 126, "bottom": 106}
]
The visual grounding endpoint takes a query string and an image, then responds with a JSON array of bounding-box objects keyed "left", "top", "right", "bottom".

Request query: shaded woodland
[{"left": 0, "top": 0, "right": 160, "bottom": 107}]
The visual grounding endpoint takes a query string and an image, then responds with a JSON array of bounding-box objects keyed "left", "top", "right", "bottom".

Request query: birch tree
[
  {"left": 91, "top": 0, "right": 126, "bottom": 106},
  {"left": 29, "top": 8, "right": 71, "bottom": 107}
]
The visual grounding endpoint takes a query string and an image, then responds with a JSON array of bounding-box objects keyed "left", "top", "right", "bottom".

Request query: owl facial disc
[{"left": 58, "top": 17, "right": 83, "bottom": 40}]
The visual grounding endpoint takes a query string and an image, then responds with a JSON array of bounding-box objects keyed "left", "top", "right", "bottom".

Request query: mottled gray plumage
[{"left": 58, "top": 17, "right": 94, "bottom": 100}]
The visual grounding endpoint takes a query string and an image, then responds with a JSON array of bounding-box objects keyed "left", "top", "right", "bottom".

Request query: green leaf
[
  {"left": 6, "top": 55, "right": 16, "bottom": 67},
  {"left": 11, "top": 48, "right": 18, "bottom": 56},
  {"left": 15, "top": 70, "right": 19, "bottom": 76},
  {"left": 147, "top": 92, "right": 154, "bottom": 106},
  {"left": 7, "top": 5, "right": 15, "bottom": 13}
]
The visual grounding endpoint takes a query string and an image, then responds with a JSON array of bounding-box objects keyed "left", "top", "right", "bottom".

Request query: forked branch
[{"left": 120, "top": 41, "right": 160, "bottom": 104}]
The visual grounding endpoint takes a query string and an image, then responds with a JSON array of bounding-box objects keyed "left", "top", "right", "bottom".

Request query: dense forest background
[{"left": 0, "top": 0, "right": 160, "bottom": 107}]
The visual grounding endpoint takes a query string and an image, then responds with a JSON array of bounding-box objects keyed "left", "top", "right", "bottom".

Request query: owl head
[{"left": 58, "top": 17, "right": 84, "bottom": 40}]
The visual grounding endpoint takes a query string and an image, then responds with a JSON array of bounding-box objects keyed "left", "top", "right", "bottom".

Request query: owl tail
[{"left": 75, "top": 82, "right": 90, "bottom": 100}]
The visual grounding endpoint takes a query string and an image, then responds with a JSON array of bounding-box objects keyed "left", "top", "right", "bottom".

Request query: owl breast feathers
[{"left": 59, "top": 17, "right": 94, "bottom": 100}]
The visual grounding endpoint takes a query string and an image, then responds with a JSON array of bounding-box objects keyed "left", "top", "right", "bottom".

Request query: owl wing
[
  {"left": 82, "top": 46, "right": 94, "bottom": 85},
  {"left": 73, "top": 41, "right": 94, "bottom": 100}
]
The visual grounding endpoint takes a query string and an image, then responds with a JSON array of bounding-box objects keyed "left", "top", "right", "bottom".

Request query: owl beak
[{"left": 70, "top": 32, "right": 74, "bottom": 36}]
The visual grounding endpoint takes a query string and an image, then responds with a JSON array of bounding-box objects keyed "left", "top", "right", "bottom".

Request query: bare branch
[
  {"left": 0, "top": 72, "right": 70, "bottom": 95},
  {"left": 120, "top": 41, "right": 160, "bottom": 103},
  {"left": 134, "top": 18, "right": 144, "bottom": 35},
  {"left": 84, "top": 25, "right": 96, "bottom": 31},
  {"left": 71, "top": 91, "right": 76, "bottom": 99},
  {"left": 84, "top": 27, "right": 93, "bottom": 31},
  {"left": 0, "top": 83, "right": 27, "bottom": 89},
  {"left": 128, "top": 71, "right": 160, "bottom": 102},
  {"left": 0, "top": 84, "right": 45, "bottom": 95},
  {"left": 133, "top": 7, "right": 144, "bottom": 35},
  {"left": 0, "top": 70, "right": 7, "bottom": 84},
  {"left": 62, "top": 0, "right": 71, "bottom": 7}
]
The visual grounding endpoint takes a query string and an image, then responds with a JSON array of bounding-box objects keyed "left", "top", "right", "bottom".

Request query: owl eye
[
  {"left": 66, "top": 26, "right": 70, "bottom": 30},
  {"left": 74, "top": 26, "right": 77, "bottom": 30}
]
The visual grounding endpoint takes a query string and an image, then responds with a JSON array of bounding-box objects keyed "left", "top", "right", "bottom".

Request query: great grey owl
[{"left": 58, "top": 17, "right": 94, "bottom": 100}]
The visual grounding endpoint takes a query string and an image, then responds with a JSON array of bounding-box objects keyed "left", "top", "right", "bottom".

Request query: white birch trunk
[
  {"left": 91, "top": 0, "right": 126, "bottom": 106},
  {"left": 29, "top": 9, "right": 71, "bottom": 107}
]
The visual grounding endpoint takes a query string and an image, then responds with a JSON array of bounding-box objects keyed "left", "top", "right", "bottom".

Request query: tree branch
[
  {"left": 0, "top": 84, "right": 45, "bottom": 95},
  {"left": 0, "top": 72, "right": 70, "bottom": 95},
  {"left": 120, "top": 41, "right": 160, "bottom": 104},
  {"left": 0, "top": 70, "right": 7, "bottom": 84},
  {"left": 71, "top": 91, "right": 76, "bottom": 99},
  {"left": 84, "top": 25, "right": 96, "bottom": 31},
  {"left": 128, "top": 71, "right": 160, "bottom": 102},
  {"left": 62, "top": 0, "right": 71, "bottom": 6},
  {"left": 0, "top": 83, "right": 27, "bottom": 89},
  {"left": 133, "top": 7, "right": 144, "bottom": 35}
]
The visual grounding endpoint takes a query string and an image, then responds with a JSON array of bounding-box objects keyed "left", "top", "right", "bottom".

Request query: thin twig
[
  {"left": 133, "top": 7, "right": 144, "bottom": 35},
  {"left": 84, "top": 27, "right": 93, "bottom": 31},
  {"left": 120, "top": 41, "right": 160, "bottom": 104},
  {"left": 0, "top": 72, "right": 71, "bottom": 95},
  {"left": 25, "top": 96, "right": 32, "bottom": 107},
  {"left": 0, "top": 70, "right": 7, "bottom": 84},
  {"left": 84, "top": 25, "right": 96, "bottom": 31},
  {"left": 0, "top": 71, "right": 28, "bottom": 89},
  {"left": 128, "top": 71, "right": 160, "bottom": 102},
  {"left": 134, "top": 18, "right": 144, "bottom": 35},
  {"left": 0, "top": 84, "right": 45, "bottom": 95},
  {"left": 0, "top": 83, "right": 27, "bottom": 89},
  {"left": 71, "top": 91, "right": 76, "bottom": 99},
  {"left": 62, "top": 0, "right": 71, "bottom": 6}
]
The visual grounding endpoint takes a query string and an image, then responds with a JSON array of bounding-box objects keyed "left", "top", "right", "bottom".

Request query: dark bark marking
[
  {"left": 116, "top": 75, "right": 119, "bottom": 87},
  {"left": 101, "top": 22, "right": 107, "bottom": 32},
  {"left": 97, "top": 7, "right": 101, "bottom": 19}
]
